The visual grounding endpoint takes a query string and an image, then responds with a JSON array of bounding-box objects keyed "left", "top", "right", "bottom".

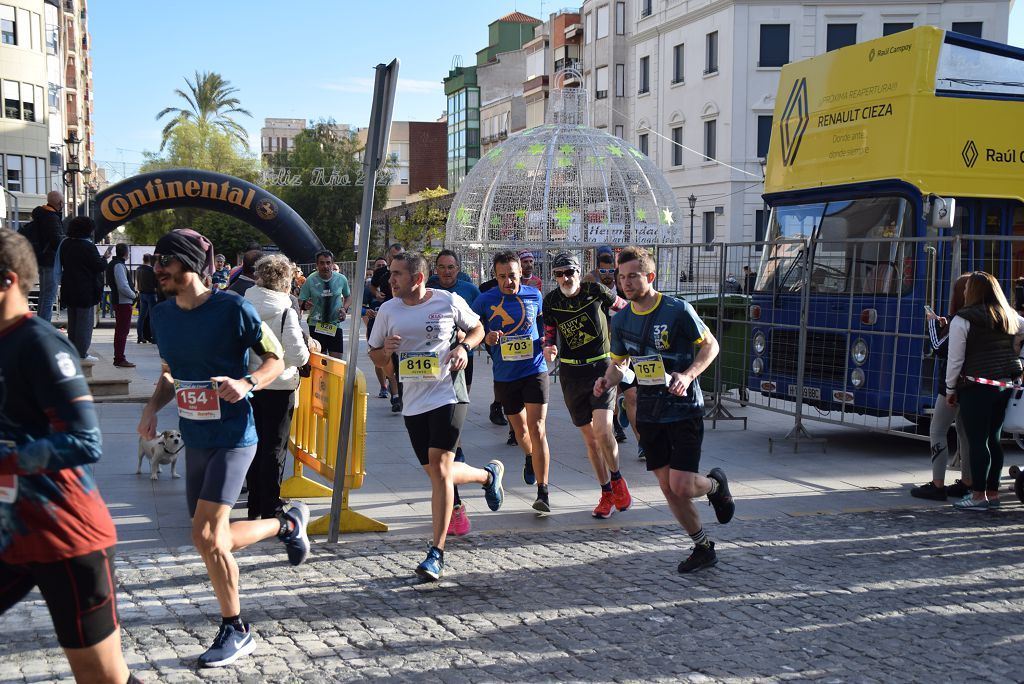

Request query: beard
[
  {"left": 158, "top": 270, "right": 190, "bottom": 296},
  {"left": 559, "top": 282, "right": 577, "bottom": 297}
]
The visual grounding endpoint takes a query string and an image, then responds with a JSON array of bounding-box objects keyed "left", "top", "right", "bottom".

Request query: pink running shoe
[{"left": 448, "top": 503, "right": 471, "bottom": 536}]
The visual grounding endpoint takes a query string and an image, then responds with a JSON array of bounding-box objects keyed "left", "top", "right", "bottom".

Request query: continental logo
[
  {"left": 100, "top": 178, "right": 256, "bottom": 223},
  {"left": 868, "top": 43, "right": 911, "bottom": 62},
  {"left": 779, "top": 78, "right": 809, "bottom": 167},
  {"left": 255, "top": 198, "right": 278, "bottom": 220}
]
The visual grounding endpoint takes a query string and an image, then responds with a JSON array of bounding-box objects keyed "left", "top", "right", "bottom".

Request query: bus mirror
[{"left": 929, "top": 196, "right": 956, "bottom": 229}]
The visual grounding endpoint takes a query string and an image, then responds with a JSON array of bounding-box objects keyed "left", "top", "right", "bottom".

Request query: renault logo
[
  {"left": 962, "top": 140, "right": 978, "bottom": 168},
  {"left": 779, "top": 78, "right": 809, "bottom": 167}
]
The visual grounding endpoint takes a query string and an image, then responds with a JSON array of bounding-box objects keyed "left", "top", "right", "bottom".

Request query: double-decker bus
[{"left": 751, "top": 26, "right": 1024, "bottom": 430}]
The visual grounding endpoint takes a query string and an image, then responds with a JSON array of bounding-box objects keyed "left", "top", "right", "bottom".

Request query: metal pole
[
  {"left": 328, "top": 59, "right": 400, "bottom": 543},
  {"left": 689, "top": 208, "right": 695, "bottom": 282}
]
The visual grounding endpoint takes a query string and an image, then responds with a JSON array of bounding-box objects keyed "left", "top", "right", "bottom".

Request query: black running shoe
[
  {"left": 489, "top": 402, "right": 508, "bottom": 426},
  {"left": 523, "top": 454, "right": 536, "bottom": 485},
  {"left": 506, "top": 429, "right": 517, "bottom": 446},
  {"left": 391, "top": 395, "right": 402, "bottom": 413},
  {"left": 910, "top": 482, "right": 947, "bottom": 501},
  {"left": 637, "top": 447, "right": 646, "bottom": 461},
  {"left": 946, "top": 479, "right": 970, "bottom": 498},
  {"left": 532, "top": 496, "right": 550, "bottom": 513},
  {"left": 706, "top": 468, "right": 735, "bottom": 524},
  {"left": 614, "top": 424, "right": 627, "bottom": 443},
  {"left": 678, "top": 542, "right": 717, "bottom": 574}
]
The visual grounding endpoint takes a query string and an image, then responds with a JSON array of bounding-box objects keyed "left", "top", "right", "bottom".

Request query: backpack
[{"left": 17, "top": 219, "right": 37, "bottom": 249}]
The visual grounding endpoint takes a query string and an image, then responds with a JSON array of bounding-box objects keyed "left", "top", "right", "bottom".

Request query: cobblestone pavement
[{"left": 2, "top": 507, "right": 1023, "bottom": 682}]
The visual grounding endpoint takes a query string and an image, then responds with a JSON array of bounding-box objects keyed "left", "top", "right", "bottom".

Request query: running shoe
[
  {"left": 532, "top": 495, "right": 550, "bottom": 514},
  {"left": 415, "top": 545, "right": 444, "bottom": 581},
  {"left": 279, "top": 501, "right": 311, "bottom": 565},
  {"left": 614, "top": 424, "right": 627, "bottom": 443},
  {"left": 592, "top": 490, "right": 616, "bottom": 519},
  {"left": 198, "top": 622, "right": 257, "bottom": 668},
  {"left": 618, "top": 396, "right": 629, "bottom": 428},
  {"left": 678, "top": 542, "right": 717, "bottom": 574},
  {"left": 523, "top": 454, "right": 536, "bottom": 485},
  {"left": 952, "top": 495, "right": 989, "bottom": 511},
  {"left": 910, "top": 482, "right": 947, "bottom": 501},
  {"left": 611, "top": 478, "right": 632, "bottom": 512},
  {"left": 506, "top": 430, "right": 518, "bottom": 446},
  {"left": 448, "top": 504, "right": 471, "bottom": 536},
  {"left": 946, "top": 479, "right": 970, "bottom": 498},
  {"left": 706, "top": 468, "right": 735, "bottom": 524},
  {"left": 391, "top": 395, "right": 403, "bottom": 413},
  {"left": 482, "top": 460, "right": 505, "bottom": 511},
  {"left": 489, "top": 402, "right": 508, "bottom": 426},
  {"left": 637, "top": 446, "right": 646, "bottom": 461},
  {"left": 377, "top": 387, "right": 389, "bottom": 399}
]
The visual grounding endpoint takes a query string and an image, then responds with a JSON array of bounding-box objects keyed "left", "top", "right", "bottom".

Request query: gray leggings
[{"left": 928, "top": 393, "right": 970, "bottom": 484}]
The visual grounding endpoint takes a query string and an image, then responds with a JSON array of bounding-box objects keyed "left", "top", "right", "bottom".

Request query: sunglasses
[
  {"left": 597, "top": 268, "right": 615, "bottom": 274},
  {"left": 153, "top": 254, "right": 177, "bottom": 267},
  {"left": 552, "top": 269, "right": 577, "bottom": 279}
]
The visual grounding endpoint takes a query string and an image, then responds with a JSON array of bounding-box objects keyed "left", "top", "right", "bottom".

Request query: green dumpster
[{"left": 671, "top": 293, "right": 750, "bottom": 401}]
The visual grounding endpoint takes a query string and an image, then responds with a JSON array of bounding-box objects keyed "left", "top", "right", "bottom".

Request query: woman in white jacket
[{"left": 244, "top": 254, "right": 312, "bottom": 520}]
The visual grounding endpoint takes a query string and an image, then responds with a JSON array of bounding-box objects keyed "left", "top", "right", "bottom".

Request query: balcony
[
  {"left": 595, "top": 90, "right": 608, "bottom": 100},
  {"left": 523, "top": 74, "right": 549, "bottom": 97},
  {"left": 564, "top": 23, "right": 583, "bottom": 40}
]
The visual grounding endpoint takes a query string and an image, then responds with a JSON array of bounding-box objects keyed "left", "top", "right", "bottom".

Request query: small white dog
[{"left": 137, "top": 430, "right": 184, "bottom": 480}]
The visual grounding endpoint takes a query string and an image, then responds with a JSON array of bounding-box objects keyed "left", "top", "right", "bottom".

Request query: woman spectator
[
  {"left": 57, "top": 216, "right": 111, "bottom": 360},
  {"left": 243, "top": 254, "right": 312, "bottom": 519},
  {"left": 911, "top": 274, "right": 971, "bottom": 500},
  {"left": 945, "top": 271, "right": 1024, "bottom": 510}
]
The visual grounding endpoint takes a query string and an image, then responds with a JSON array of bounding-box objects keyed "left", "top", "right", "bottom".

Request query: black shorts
[
  {"left": 311, "top": 327, "right": 343, "bottom": 355},
  {"left": 0, "top": 547, "right": 119, "bottom": 649},
  {"left": 638, "top": 416, "right": 704, "bottom": 472},
  {"left": 559, "top": 359, "right": 616, "bottom": 427},
  {"left": 403, "top": 403, "right": 468, "bottom": 465},
  {"left": 465, "top": 354, "right": 475, "bottom": 390},
  {"left": 494, "top": 372, "right": 549, "bottom": 415}
]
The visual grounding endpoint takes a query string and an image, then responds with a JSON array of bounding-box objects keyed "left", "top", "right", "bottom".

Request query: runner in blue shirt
[
  {"left": 472, "top": 251, "right": 552, "bottom": 512},
  {"left": 596, "top": 246, "right": 735, "bottom": 574}
]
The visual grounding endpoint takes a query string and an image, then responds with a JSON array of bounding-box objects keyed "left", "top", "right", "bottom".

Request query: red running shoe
[
  {"left": 592, "top": 490, "right": 616, "bottom": 519},
  {"left": 611, "top": 477, "right": 632, "bottom": 512}
]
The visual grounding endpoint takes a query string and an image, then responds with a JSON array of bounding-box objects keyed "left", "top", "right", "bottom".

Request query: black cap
[{"left": 551, "top": 253, "right": 580, "bottom": 270}]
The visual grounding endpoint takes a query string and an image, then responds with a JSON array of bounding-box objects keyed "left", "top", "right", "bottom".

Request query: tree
[
  {"left": 391, "top": 186, "right": 450, "bottom": 255},
  {"left": 156, "top": 71, "right": 252, "bottom": 151}
]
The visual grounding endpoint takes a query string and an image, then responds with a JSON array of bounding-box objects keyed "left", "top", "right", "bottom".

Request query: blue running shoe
[
  {"left": 415, "top": 545, "right": 444, "bottom": 581},
  {"left": 618, "top": 395, "right": 629, "bottom": 429},
  {"left": 482, "top": 460, "right": 505, "bottom": 511},
  {"left": 280, "top": 501, "right": 311, "bottom": 566},
  {"left": 523, "top": 454, "right": 536, "bottom": 486},
  {"left": 198, "top": 622, "right": 257, "bottom": 668}
]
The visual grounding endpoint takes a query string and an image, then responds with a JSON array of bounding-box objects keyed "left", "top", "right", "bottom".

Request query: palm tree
[{"left": 156, "top": 71, "right": 252, "bottom": 151}]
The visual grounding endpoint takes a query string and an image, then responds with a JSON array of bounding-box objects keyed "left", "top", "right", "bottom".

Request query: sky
[{"left": 91, "top": 1, "right": 1024, "bottom": 184}]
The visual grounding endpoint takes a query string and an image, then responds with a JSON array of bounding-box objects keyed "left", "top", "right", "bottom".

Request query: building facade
[
  {"left": 581, "top": 0, "right": 633, "bottom": 138},
  {"left": 260, "top": 117, "right": 306, "bottom": 161},
  {"left": 358, "top": 120, "right": 447, "bottom": 207}
]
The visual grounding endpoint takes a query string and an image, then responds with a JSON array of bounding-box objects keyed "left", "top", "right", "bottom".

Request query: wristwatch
[
  {"left": 244, "top": 374, "right": 258, "bottom": 390},
  {"left": 459, "top": 342, "right": 472, "bottom": 354}
]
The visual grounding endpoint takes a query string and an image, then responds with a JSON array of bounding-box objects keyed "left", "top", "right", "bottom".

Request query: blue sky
[{"left": 91, "top": 1, "right": 1024, "bottom": 184}]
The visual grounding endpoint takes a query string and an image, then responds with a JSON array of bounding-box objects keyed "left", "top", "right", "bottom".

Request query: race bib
[
  {"left": 633, "top": 354, "right": 669, "bottom": 386},
  {"left": 500, "top": 333, "right": 533, "bottom": 362},
  {"left": 315, "top": 322, "right": 338, "bottom": 337},
  {"left": 398, "top": 351, "right": 441, "bottom": 382},
  {"left": 174, "top": 380, "right": 221, "bottom": 420}
]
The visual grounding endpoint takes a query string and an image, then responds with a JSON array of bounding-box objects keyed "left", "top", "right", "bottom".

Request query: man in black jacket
[
  {"left": 28, "top": 191, "right": 64, "bottom": 322},
  {"left": 135, "top": 254, "right": 157, "bottom": 343},
  {"left": 58, "top": 216, "right": 110, "bottom": 360}
]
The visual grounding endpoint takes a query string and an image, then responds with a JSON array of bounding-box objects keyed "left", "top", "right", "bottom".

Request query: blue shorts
[{"left": 185, "top": 445, "right": 258, "bottom": 517}]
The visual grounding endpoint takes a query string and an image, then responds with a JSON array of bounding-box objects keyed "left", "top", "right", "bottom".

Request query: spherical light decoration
[{"left": 445, "top": 80, "right": 683, "bottom": 283}]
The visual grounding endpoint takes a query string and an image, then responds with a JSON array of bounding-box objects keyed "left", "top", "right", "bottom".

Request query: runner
[
  {"left": 211, "top": 254, "right": 231, "bottom": 289},
  {"left": 519, "top": 251, "right": 543, "bottom": 289},
  {"left": 299, "top": 249, "right": 351, "bottom": 359},
  {"left": 0, "top": 229, "right": 139, "bottom": 683},
  {"left": 473, "top": 251, "right": 552, "bottom": 512},
  {"left": 370, "top": 243, "right": 405, "bottom": 412},
  {"left": 367, "top": 252, "right": 504, "bottom": 581},
  {"left": 542, "top": 252, "right": 632, "bottom": 518},
  {"left": 362, "top": 257, "right": 390, "bottom": 398},
  {"left": 596, "top": 246, "right": 735, "bottom": 573},
  {"left": 138, "top": 228, "right": 311, "bottom": 667},
  {"left": 585, "top": 246, "right": 633, "bottom": 446}
]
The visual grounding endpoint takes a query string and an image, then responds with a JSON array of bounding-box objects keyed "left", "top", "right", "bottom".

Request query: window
[
  {"left": 615, "top": 2, "right": 625, "bottom": 35},
  {"left": 595, "top": 65, "right": 608, "bottom": 99},
  {"left": 883, "top": 22, "right": 913, "bottom": 36},
  {"left": 755, "top": 209, "right": 766, "bottom": 251},
  {"left": 672, "top": 43, "right": 684, "bottom": 83},
  {"left": 614, "top": 125, "right": 624, "bottom": 139},
  {"left": 826, "top": 23, "right": 857, "bottom": 51},
  {"left": 15, "top": 7, "right": 26, "bottom": 47},
  {"left": 585, "top": 12, "right": 592, "bottom": 44},
  {"left": 757, "top": 115, "right": 773, "bottom": 158},
  {"left": 0, "top": 6, "right": 14, "bottom": 44},
  {"left": 614, "top": 63, "right": 624, "bottom": 97},
  {"left": 641, "top": 0, "right": 652, "bottom": 18},
  {"left": 3, "top": 80, "right": 19, "bottom": 119},
  {"left": 467, "top": 129, "right": 479, "bottom": 146},
  {"left": 639, "top": 133, "right": 649, "bottom": 156},
  {"left": 703, "top": 211, "right": 716, "bottom": 249},
  {"left": 596, "top": 5, "right": 609, "bottom": 39},
  {"left": 6, "top": 154, "right": 21, "bottom": 192},
  {"left": 759, "top": 25, "right": 789, "bottom": 67},
  {"left": 638, "top": 56, "right": 650, "bottom": 93},
  {"left": 705, "top": 31, "right": 719, "bottom": 74},
  {"left": 952, "top": 22, "right": 983, "bottom": 38},
  {"left": 21, "top": 81, "right": 34, "bottom": 122},
  {"left": 526, "top": 49, "right": 544, "bottom": 79},
  {"left": 671, "top": 126, "right": 683, "bottom": 166},
  {"left": 23, "top": 156, "right": 36, "bottom": 195},
  {"left": 703, "top": 119, "right": 716, "bottom": 161},
  {"left": 29, "top": 12, "right": 39, "bottom": 51}
]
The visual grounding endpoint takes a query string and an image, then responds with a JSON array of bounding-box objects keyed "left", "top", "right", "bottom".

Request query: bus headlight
[
  {"left": 753, "top": 332, "right": 766, "bottom": 355},
  {"left": 752, "top": 357, "right": 764, "bottom": 375},
  {"left": 851, "top": 339, "right": 868, "bottom": 365},
  {"left": 850, "top": 368, "right": 866, "bottom": 388}
]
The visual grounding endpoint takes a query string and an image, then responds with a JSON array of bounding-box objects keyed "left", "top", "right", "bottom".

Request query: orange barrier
[{"left": 281, "top": 352, "right": 387, "bottom": 534}]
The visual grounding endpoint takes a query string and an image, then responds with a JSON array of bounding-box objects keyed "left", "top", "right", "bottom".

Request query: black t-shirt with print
[{"left": 542, "top": 281, "right": 617, "bottom": 362}]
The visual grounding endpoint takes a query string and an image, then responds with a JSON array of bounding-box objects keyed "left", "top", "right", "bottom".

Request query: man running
[
  {"left": 368, "top": 252, "right": 504, "bottom": 581},
  {"left": 138, "top": 228, "right": 310, "bottom": 667},
  {"left": 362, "top": 256, "right": 390, "bottom": 398},
  {"left": 370, "top": 243, "right": 405, "bottom": 412},
  {"left": 299, "top": 249, "right": 351, "bottom": 359},
  {"left": 473, "top": 251, "right": 552, "bottom": 512},
  {"left": 542, "top": 252, "right": 631, "bottom": 518},
  {"left": 0, "top": 229, "right": 139, "bottom": 683},
  {"left": 596, "top": 246, "right": 734, "bottom": 573},
  {"left": 585, "top": 246, "right": 632, "bottom": 445}
]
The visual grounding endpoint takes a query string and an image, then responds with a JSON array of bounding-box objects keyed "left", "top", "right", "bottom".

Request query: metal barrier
[{"left": 281, "top": 351, "right": 387, "bottom": 534}]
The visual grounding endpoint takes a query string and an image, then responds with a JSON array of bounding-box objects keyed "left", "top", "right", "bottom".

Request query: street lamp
[
  {"left": 688, "top": 193, "right": 697, "bottom": 283},
  {"left": 63, "top": 133, "right": 83, "bottom": 216}
]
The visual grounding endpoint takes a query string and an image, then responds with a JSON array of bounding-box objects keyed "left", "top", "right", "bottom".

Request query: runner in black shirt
[
  {"left": 542, "top": 253, "right": 632, "bottom": 519},
  {"left": 369, "top": 243, "right": 404, "bottom": 412}
]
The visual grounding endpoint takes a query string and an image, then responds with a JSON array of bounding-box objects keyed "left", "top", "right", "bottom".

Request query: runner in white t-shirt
[{"left": 367, "top": 252, "right": 505, "bottom": 581}]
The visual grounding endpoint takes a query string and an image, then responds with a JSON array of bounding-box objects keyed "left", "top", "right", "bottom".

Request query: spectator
[
  {"left": 723, "top": 273, "right": 742, "bottom": 293},
  {"left": 742, "top": 266, "right": 756, "bottom": 295},
  {"left": 211, "top": 254, "right": 231, "bottom": 290},
  {"left": 519, "top": 251, "right": 543, "bottom": 289},
  {"left": 105, "top": 243, "right": 136, "bottom": 368},
  {"left": 135, "top": 253, "right": 158, "bottom": 343},
  {"left": 57, "top": 217, "right": 110, "bottom": 360},
  {"left": 227, "top": 249, "right": 261, "bottom": 297},
  {"left": 584, "top": 247, "right": 617, "bottom": 289},
  {"left": 26, "top": 190, "right": 64, "bottom": 321}
]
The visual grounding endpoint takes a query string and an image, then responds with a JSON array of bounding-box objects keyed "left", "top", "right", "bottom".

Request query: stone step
[{"left": 88, "top": 377, "right": 131, "bottom": 397}]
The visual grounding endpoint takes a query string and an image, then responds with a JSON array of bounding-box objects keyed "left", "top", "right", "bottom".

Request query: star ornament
[
  {"left": 608, "top": 144, "right": 624, "bottom": 158},
  {"left": 635, "top": 208, "right": 647, "bottom": 222},
  {"left": 553, "top": 206, "right": 574, "bottom": 229},
  {"left": 455, "top": 207, "right": 471, "bottom": 225},
  {"left": 660, "top": 208, "right": 674, "bottom": 225},
  {"left": 559, "top": 144, "right": 575, "bottom": 156},
  {"left": 529, "top": 144, "right": 546, "bottom": 155}
]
